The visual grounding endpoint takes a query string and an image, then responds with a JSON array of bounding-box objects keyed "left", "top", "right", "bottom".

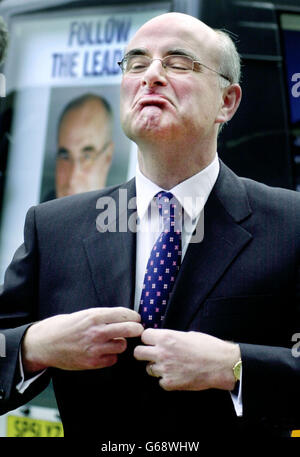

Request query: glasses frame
[
  {"left": 56, "top": 141, "right": 112, "bottom": 169},
  {"left": 118, "top": 54, "right": 231, "bottom": 84}
]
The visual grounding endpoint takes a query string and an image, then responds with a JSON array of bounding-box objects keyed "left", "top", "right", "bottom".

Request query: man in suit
[{"left": 0, "top": 12, "right": 299, "bottom": 441}]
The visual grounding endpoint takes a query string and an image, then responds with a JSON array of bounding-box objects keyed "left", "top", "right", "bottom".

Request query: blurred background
[{"left": 0, "top": 0, "right": 299, "bottom": 437}]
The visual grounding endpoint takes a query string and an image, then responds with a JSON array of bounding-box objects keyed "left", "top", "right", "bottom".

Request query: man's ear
[{"left": 216, "top": 84, "right": 242, "bottom": 124}]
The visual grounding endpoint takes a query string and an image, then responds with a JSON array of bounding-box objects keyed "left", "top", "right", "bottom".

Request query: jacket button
[{"left": 0, "top": 389, "right": 5, "bottom": 399}]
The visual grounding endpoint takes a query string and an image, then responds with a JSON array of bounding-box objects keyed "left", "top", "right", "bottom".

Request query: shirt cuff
[
  {"left": 229, "top": 366, "right": 243, "bottom": 416},
  {"left": 16, "top": 350, "right": 47, "bottom": 394}
]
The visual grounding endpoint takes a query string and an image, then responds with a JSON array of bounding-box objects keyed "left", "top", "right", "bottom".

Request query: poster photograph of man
[{"left": 40, "top": 87, "right": 131, "bottom": 202}]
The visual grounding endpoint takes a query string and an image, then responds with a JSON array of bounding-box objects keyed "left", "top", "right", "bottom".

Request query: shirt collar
[{"left": 136, "top": 153, "right": 220, "bottom": 221}]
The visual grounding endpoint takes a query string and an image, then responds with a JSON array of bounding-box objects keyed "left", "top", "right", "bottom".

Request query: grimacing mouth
[
  {"left": 136, "top": 95, "right": 174, "bottom": 110},
  {"left": 140, "top": 100, "right": 165, "bottom": 108}
]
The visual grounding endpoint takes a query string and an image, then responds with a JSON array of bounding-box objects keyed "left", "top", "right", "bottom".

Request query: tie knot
[
  {"left": 155, "top": 191, "right": 175, "bottom": 219},
  {"left": 155, "top": 191, "right": 181, "bottom": 232},
  {"left": 156, "top": 191, "right": 174, "bottom": 201}
]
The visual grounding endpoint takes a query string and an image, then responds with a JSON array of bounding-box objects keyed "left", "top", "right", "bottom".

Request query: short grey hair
[
  {"left": 0, "top": 16, "right": 8, "bottom": 65},
  {"left": 213, "top": 29, "right": 241, "bottom": 133},
  {"left": 214, "top": 29, "right": 241, "bottom": 88}
]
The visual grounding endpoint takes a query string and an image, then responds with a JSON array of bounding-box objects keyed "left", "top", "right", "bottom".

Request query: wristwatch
[{"left": 233, "top": 359, "right": 242, "bottom": 382}]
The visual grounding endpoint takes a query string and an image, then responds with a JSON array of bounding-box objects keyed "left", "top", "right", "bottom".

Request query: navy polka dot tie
[{"left": 139, "top": 192, "right": 182, "bottom": 328}]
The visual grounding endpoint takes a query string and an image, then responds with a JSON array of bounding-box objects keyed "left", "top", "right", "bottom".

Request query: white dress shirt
[
  {"left": 134, "top": 154, "right": 220, "bottom": 311},
  {"left": 18, "top": 152, "right": 242, "bottom": 415},
  {"left": 134, "top": 153, "right": 242, "bottom": 416}
]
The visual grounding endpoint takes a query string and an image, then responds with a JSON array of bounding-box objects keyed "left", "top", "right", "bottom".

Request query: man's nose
[
  {"left": 69, "top": 160, "right": 83, "bottom": 185},
  {"left": 141, "top": 59, "right": 168, "bottom": 88}
]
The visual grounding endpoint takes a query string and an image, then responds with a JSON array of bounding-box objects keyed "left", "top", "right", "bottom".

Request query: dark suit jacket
[{"left": 0, "top": 161, "right": 299, "bottom": 440}]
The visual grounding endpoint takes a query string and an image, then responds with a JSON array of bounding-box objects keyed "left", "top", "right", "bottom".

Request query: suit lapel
[
  {"left": 163, "top": 162, "right": 253, "bottom": 330},
  {"left": 81, "top": 162, "right": 253, "bottom": 324},
  {"left": 82, "top": 179, "right": 137, "bottom": 310}
]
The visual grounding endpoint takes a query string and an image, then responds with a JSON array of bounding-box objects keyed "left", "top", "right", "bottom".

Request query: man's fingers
[
  {"left": 141, "top": 328, "right": 163, "bottom": 345},
  {"left": 134, "top": 344, "right": 156, "bottom": 361},
  {"left": 103, "top": 307, "right": 141, "bottom": 324},
  {"left": 103, "top": 321, "right": 144, "bottom": 340},
  {"left": 84, "top": 307, "right": 141, "bottom": 325},
  {"left": 100, "top": 337, "right": 127, "bottom": 355},
  {"left": 146, "top": 362, "right": 161, "bottom": 378},
  {"left": 98, "top": 354, "right": 118, "bottom": 368}
]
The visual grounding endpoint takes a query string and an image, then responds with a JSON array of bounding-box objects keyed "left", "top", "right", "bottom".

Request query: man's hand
[
  {"left": 134, "top": 329, "right": 241, "bottom": 391},
  {"left": 22, "top": 307, "right": 143, "bottom": 374}
]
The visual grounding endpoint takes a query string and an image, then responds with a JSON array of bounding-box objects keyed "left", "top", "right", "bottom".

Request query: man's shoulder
[
  {"left": 216, "top": 160, "right": 300, "bottom": 224},
  {"left": 220, "top": 160, "right": 300, "bottom": 206},
  {"left": 238, "top": 175, "right": 300, "bottom": 230},
  {"left": 35, "top": 179, "right": 136, "bottom": 216},
  {"left": 240, "top": 174, "right": 300, "bottom": 208},
  {"left": 26, "top": 180, "right": 136, "bottom": 236}
]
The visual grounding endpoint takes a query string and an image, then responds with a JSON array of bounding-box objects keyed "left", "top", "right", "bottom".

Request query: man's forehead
[
  {"left": 62, "top": 101, "right": 108, "bottom": 125},
  {"left": 60, "top": 110, "right": 108, "bottom": 139},
  {"left": 126, "top": 14, "right": 220, "bottom": 61},
  {"left": 125, "top": 46, "right": 200, "bottom": 60}
]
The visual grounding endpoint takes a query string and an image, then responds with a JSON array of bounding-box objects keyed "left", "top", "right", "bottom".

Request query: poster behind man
[
  {"left": 0, "top": 3, "right": 169, "bottom": 437},
  {"left": 41, "top": 85, "right": 125, "bottom": 201},
  {"left": 0, "top": 5, "right": 168, "bottom": 281}
]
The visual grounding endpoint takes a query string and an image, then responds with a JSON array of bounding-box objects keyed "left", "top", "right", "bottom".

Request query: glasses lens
[
  {"left": 164, "top": 55, "right": 194, "bottom": 72},
  {"left": 79, "top": 151, "right": 98, "bottom": 169},
  {"left": 80, "top": 143, "right": 110, "bottom": 169},
  {"left": 121, "top": 54, "right": 195, "bottom": 74},
  {"left": 124, "top": 55, "right": 151, "bottom": 73}
]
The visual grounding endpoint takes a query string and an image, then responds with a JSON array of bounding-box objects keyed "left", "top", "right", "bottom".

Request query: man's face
[
  {"left": 120, "top": 14, "right": 226, "bottom": 147},
  {"left": 56, "top": 100, "right": 113, "bottom": 198}
]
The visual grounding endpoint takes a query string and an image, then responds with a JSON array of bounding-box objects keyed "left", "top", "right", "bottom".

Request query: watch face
[{"left": 234, "top": 360, "right": 242, "bottom": 381}]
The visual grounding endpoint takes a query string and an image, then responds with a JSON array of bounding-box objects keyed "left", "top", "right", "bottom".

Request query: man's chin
[
  {"left": 57, "top": 188, "right": 75, "bottom": 198},
  {"left": 57, "top": 192, "right": 70, "bottom": 198},
  {"left": 128, "top": 122, "right": 178, "bottom": 144}
]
